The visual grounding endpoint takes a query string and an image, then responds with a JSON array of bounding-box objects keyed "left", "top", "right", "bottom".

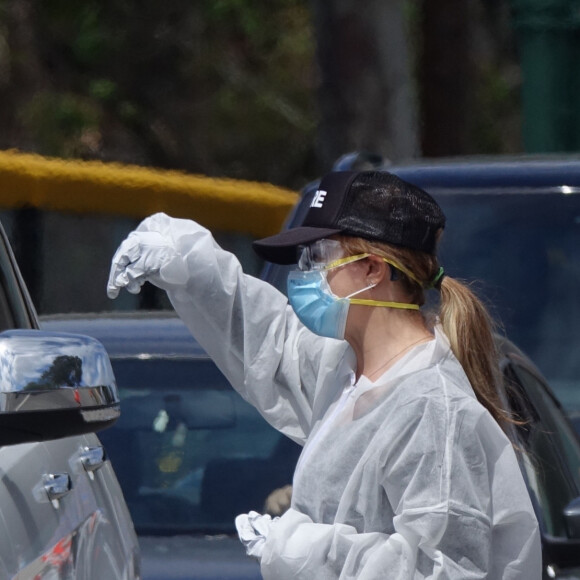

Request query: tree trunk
[
  {"left": 0, "top": 0, "right": 47, "bottom": 150},
  {"left": 419, "top": 0, "right": 474, "bottom": 156},
  {"left": 311, "top": 0, "right": 419, "bottom": 170}
]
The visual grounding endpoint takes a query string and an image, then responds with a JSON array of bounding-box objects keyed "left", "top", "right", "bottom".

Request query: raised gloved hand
[
  {"left": 235, "top": 511, "right": 278, "bottom": 560},
  {"left": 107, "top": 229, "right": 188, "bottom": 299}
]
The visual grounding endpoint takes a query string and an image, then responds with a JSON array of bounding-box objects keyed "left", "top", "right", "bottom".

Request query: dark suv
[{"left": 42, "top": 155, "right": 580, "bottom": 580}]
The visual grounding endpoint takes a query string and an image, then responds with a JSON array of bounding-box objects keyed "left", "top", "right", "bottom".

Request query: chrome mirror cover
[{"left": 0, "top": 330, "right": 120, "bottom": 445}]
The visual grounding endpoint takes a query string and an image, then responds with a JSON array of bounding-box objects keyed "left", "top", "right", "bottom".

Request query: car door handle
[
  {"left": 43, "top": 473, "right": 72, "bottom": 508},
  {"left": 80, "top": 446, "right": 106, "bottom": 479}
]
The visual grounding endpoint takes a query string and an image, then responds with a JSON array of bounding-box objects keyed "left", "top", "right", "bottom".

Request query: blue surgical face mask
[
  {"left": 287, "top": 253, "right": 421, "bottom": 340},
  {"left": 287, "top": 269, "right": 376, "bottom": 340}
]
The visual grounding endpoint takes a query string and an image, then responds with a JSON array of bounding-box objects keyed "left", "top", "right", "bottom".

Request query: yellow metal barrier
[{"left": 0, "top": 149, "right": 298, "bottom": 237}]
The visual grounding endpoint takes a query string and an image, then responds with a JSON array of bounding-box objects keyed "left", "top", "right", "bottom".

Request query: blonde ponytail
[
  {"left": 338, "top": 235, "right": 516, "bottom": 429},
  {"left": 438, "top": 276, "right": 511, "bottom": 427}
]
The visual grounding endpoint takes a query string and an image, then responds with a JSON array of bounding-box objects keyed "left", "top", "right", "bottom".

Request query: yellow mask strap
[
  {"left": 327, "top": 253, "right": 422, "bottom": 286},
  {"left": 325, "top": 253, "right": 370, "bottom": 270},
  {"left": 348, "top": 298, "right": 420, "bottom": 310},
  {"left": 326, "top": 253, "right": 421, "bottom": 310}
]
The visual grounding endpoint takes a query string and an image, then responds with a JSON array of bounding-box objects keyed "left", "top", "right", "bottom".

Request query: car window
[
  {"left": 430, "top": 190, "right": 580, "bottom": 427},
  {"left": 98, "top": 357, "right": 301, "bottom": 535},
  {"left": 507, "top": 362, "right": 580, "bottom": 538},
  {"left": 0, "top": 226, "right": 35, "bottom": 331}
]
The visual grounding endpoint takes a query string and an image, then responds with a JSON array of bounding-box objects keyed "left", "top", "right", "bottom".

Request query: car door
[
  {"left": 73, "top": 433, "right": 140, "bottom": 580},
  {"left": 503, "top": 353, "right": 580, "bottom": 576},
  {"left": 0, "top": 501, "right": 14, "bottom": 578},
  {"left": 0, "top": 441, "right": 66, "bottom": 579},
  {"left": 0, "top": 434, "right": 138, "bottom": 580}
]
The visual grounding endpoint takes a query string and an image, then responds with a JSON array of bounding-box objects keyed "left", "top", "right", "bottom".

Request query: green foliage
[
  {"left": 2, "top": 0, "right": 523, "bottom": 181},
  {"left": 195, "top": 0, "right": 316, "bottom": 182},
  {"left": 19, "top": 91, "right": 101, "bottom": 157},
  {"left": 89, "top": 79, "right": 117, "bottom": 102},
  {"left": 3, "top": 0, "right": 316, "bottom": 186},
  {"left": 72, "top": 5, "right": 107, "bottom": 65},
  {"left": 473, "top": 65, "right": 522, "bottom": 153}
]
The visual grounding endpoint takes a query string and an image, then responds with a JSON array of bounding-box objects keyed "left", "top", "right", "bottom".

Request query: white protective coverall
[{"left": 112, "top": 213, "right": 542, "bottom": 580}]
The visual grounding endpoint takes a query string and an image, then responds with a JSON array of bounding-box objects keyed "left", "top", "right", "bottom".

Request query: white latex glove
[
  {"left": 107, "top": 230, "right": 188, "bottom": 299},
  {"left": 235, "top": 511, "right": 278, "bottom": 560}
]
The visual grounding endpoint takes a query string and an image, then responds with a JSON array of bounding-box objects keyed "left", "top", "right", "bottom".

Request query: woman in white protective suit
[{"left": 107, "top": 170, "right": 541, "bottom": 579}]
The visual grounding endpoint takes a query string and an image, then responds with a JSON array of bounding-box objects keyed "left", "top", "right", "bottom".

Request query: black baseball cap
[{"left": 253, "top": 170, "right": 446, "bottom": 264}]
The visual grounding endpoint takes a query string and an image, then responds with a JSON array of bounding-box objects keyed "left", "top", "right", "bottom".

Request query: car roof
[
  {"left": 40, "top": 311, "right": 207, "bottom": 359},
  {"left": 320, "top": 154, "right": 580, "bottom": 191},
  {"left": 387, "top": 156, "right": 580, "bottom": 189}
]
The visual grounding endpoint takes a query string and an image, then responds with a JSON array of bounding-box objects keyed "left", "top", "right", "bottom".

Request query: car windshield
[
  {"left": 437, "top": 190, "right": 580, "bottom": 420},
  {"left": 267, "top": 188, "right": 580, "bottom": 423},
  {"left": 98, "top": 357, "right": 301, "bottom": 535}
]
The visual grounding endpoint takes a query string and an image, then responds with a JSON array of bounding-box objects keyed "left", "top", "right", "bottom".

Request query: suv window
[
  {"left": 437, "top": 190, "right": 580, "bottom": 413},
  {"left": 0, "top": 228, "right": 35, "bottom": 330}
]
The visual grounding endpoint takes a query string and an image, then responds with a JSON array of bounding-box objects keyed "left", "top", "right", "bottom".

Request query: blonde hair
[{"left": 337, "top": 235, "right": 514, "bottom": 428}]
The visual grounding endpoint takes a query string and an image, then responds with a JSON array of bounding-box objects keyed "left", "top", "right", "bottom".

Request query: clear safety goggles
[
  {"left": 296, "top": 238, "right": 423, "bottom": 285},
  {"left": 297, "top": 239, "right": 368, "bottom": 272}
]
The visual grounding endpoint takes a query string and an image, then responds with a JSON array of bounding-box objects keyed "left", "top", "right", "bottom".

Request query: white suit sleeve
[
  {"left": 261, "top": 508, "right": 420, "bottom": 579},
  {"left": 259, "top": 386, "right": 541, "bottom": 580},
  {"left": 134, "top": 213, "right": 333, "bottom": 443}
]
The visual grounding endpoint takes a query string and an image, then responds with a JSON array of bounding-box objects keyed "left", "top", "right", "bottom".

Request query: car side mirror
[{"left": 0, "top": 329, "right": 120, "bottom": 446}]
